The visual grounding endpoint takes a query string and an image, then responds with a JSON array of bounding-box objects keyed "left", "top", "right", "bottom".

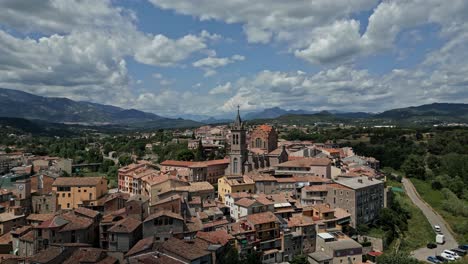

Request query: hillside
[
  {"left": 374, "top": 103, "right": 468, "bottom": 124},
  {"left": 0, "top": 88, "right": 200, "bottom": 128}
]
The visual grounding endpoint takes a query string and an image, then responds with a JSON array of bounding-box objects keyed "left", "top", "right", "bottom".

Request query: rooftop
[
  {"left": 144, "top": 210, "right": 184, "bottom": 222},
  {"left": 246, "top": 211, "right": 278, "bottom": 225},
  {"left": 276, "top": 157, "right": 331, "bottom": 168},
  {"left": 334, "top": 176, "right": 383, "bottom": 189},
  {"left": 52, "top": 176, "right": 105, "bottom": 187},
  {"left": 108, "top": 217, "right": 141, "bottom": 233}
]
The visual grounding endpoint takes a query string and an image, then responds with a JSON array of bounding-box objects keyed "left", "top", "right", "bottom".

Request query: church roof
[{"left": 233, "top": 106, "right": 243, "bottom": 128}]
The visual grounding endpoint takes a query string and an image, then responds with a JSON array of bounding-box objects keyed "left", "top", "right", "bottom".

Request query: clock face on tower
[{"left": 18, "top": 184, "right": 24, "bottom": 191}]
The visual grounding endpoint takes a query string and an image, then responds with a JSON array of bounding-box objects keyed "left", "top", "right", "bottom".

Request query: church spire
[{"left": 233, "top": 105, "right": 243, "bottom": 129}]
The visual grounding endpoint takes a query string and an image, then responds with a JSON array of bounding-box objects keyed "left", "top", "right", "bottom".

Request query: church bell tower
[{"left": 229, "top": 106, "right": 247, "bottom": 176}]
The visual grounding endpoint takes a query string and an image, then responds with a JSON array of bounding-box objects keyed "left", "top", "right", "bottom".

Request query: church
[{"left": 226, "top": 107, "right": 288, "bottom": 176}]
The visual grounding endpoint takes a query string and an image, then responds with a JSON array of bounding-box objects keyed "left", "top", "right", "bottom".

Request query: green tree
[
  {"left": 4, "top": 147, "right": 12, "bottom": 153},
  {"left": 195, "top": 139, "right": 206, "bottom": 161},
  {"left": 118, "top": 154, "right": 133, "bottom": 166},
  {"left": 177, "top": 149, "right": 195, "bottom": 161},
  {"left": 401, "top": 154, "right": 426, "bottom": 179}
]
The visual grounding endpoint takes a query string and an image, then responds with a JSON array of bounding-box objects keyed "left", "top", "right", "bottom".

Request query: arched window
[
  {"left": 233, "top": 158, "right": 238, "bottom": 174},
  {"left": 255, "top": 138, "right": 261, "bottom": 148}
]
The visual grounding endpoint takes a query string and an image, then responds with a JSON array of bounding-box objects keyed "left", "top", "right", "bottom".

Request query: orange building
[
  {"left": 249, "top": 125, "right": 278, "bottom": 153},
  {"left": 52, "top": 177, "right": 108, "bottom": 210}
]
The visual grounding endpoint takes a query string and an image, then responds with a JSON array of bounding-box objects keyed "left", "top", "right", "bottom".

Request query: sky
[{"left": 1, "top": 0, "right": 468, "bottom": 117}]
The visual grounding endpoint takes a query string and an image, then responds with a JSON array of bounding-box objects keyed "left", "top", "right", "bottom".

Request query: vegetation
[{"left": 376, "top": 252, "right": 419, "bottom": 264}]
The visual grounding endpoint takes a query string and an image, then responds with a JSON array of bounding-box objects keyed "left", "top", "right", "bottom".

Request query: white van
[
  {"left": 443, "top": 250, "right": 461, "bottom": 260},
  {"left": 441, "top": 252, "right": 455, "bottom": 261},
  {"left": 436, "top": 234, "right": 445, "bottom": 244}
]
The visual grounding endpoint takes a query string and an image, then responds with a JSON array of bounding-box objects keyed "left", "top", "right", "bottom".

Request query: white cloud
[
  {"left": 193, "top": 54, "right": 246, "bottom": 76},
  {"left": 209, "top": 82, "right": 232, "bottom": 95}
]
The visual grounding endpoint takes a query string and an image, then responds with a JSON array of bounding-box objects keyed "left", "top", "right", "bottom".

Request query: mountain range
[
  {"left": 0, "top": 88, "right": 200, "bottom": 128},
  {"left": 0, "top": 88, "right": 467, "bottom": 130}
]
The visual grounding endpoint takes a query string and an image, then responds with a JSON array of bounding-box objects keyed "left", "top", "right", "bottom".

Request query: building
[
  {"left": 326, "top": 177, "right": 384, "bottom": 227},
  {"left": 275, "top": 158, "right": 331, "bottom": 178},
  {"left": 161, "top": 159, "right": 230, "bottom": 184},
  {"left": 308, "top": 232, "right": 362, "bottom": 264},
  {"left": 52, "top": 176, "right": 108, "bottom": 210},
  {"left": 301, "top": 185, "right": 329, "bottom": 205},
  {"left": 107, "top": 217, "right": 142, "bottom": 253},
  {"left": 217, "top": 176, "right": 255, "bottom": 202},
  {"left": 118, "top": 162, "right": 157, "bottom": 195},
  {"left": 245, "top": 211, "right": 281, "bottom": 252},
  {"left": 249, "top": 125, "right": 278, "bottom": 153},
  {"left": 143, "top": 210, "right": 185, "bottom": 241}
]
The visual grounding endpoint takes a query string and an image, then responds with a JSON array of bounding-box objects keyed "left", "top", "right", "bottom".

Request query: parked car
[
  {"left": 427, "top": 256, "right": 441, "bottom": 263},
  {"left": 435, "top": 255, "right": 448, "bottom": 263},
  {"left": 451, "top": 248, "right": 466, "bottom": 256},
  {"left": 443, "top": 249, "right": 461, "bottom": 260},
  {"left": 440, "top": 252, "right": 456, "bottom": 261},
  {"left": 427, "top": 242, "right": 437, "bottom": 249},
  {"left": 436, "top": 234, "right": 445, "bottom": 244},
  {"left": 434, "top": 225, "right": 441, "bottom": 232},
  {"left": 459, "top": 244, "right": 468, "bottom": 250}
]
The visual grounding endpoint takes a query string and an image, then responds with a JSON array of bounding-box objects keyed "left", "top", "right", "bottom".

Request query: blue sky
[{"left": 0, "top": 0, "right": 467, "bottom": 117}]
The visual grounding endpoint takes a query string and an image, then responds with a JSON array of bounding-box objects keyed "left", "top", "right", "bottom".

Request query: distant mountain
[
  {"left": 375, "top": 103, "right": 468, "bottom": 121},
  {"left": 244, "top": 107, "right": 316, "bottom": 120},
  {"left": 0, "top": 88, "right": 200, "bottom": 128}
]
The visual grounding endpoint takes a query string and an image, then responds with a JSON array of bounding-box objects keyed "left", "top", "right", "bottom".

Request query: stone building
[{"left": 249, "top": 125, "right": 278, "bottom": 153}]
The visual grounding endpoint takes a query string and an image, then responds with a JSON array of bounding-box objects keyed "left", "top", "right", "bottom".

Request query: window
[
  {"left": 233, "top": 158, "right": 238, "bottom": 174},
  {"left": 62, "top": 193, "right": 65, "bottom": 198},
  {"left": 68, "top": 193, "right": 71, "bottom": 197},
  {"left": 67, "top": 203, "right": 70, "bottom": 208}
]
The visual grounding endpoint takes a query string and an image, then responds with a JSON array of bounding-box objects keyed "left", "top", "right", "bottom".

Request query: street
[{"left": 401, "top": 178, "right": 459, "bottom": 262}]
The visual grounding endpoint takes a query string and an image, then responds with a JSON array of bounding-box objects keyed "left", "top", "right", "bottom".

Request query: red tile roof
[
  {"left": 196, "top": 230, "right": 234, "bottom": 245},
  {"left": 53, "top": 176, "right": 105, "bottom": 187},
  {"left": 74, "top": 207, "right": 100, "bottom": 218},
  {"left": 108, "top": 217, "right": 141, "bottom": 233},
  {"left": 327, "top": 183, "right": 352, "bottom": 190},
  {"left": 144, "top": 210, "right": 184, "bottom": 222},
  {"left": 235, "top": 198, "right": 257, "bottom": 208},
  {"left": 246, "top": 211, "right": 278, "bottom": 225},
  {"left": 160, "top": 160, "right": 194, "bottom": 167},
  {"left": 125, "top": 236, "right": 155, "bottom": 257}
]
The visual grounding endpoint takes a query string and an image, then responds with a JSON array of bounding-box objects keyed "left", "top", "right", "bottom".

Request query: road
[{"left": 401, "top": 178, "right": 458, "bottom": 261}]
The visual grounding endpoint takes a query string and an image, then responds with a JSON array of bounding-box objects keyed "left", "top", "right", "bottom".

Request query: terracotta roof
[
  {"left": 134, "top": 254, "right": 184, "bottom": 264},
  {"left": 52, "top": 176, "right": 105, "bottom": 187},
  {"left": 37, "top": 215, "right": 69, "bottom": 229},
  {"left": 0, "top": 232, "right": 11, "bottom": 245},
  {"left": 189, "top": 159, "right": 230, "bottom": 168},
  {"left": 293, "top": 175, "right": 331, "bottom": 183},
  {"left": 196, "top": 230, "right": 234, "bottom": 245},
  {"left": 257, "top": 124, "right": 273, "bottom": 133},
  {"left": 144, "top": 210, "right": 184, "bottom": 222},
  {"left": 63, "top": 248, "right": 107, "bottom": 264},
  {"left": 313, "top": 204, "right": 334, "bottom": 213},
  {"left": 303, "top": 185, "right": 328, "bottom": 192},
  {"left": 74, "top": 207, "right": 100, "bottom": 218},
  {"left": 246, "top": 211, "right": 278, "bottom": 225},
  {"left": 226, "top": 192, "right": 252, "bottom": 200},
  {"left": 277, "top": 157, "right": 331, "bottom": 167},
  {"left": 160, "top": 160, "right": 194, "bottom": 167},
  {"left": 60, "top": 213, "right": 93, "bottom": 231},
  {"left": 235, "top": 198, "right": 257, "bottom": 208},
  {"left": 29, "top": 246, "right": 63, "bottom": 263},
  {"left": 202, "top": 219, "right": 229, "bottom": 229},
  {"left": 108, "top": 217, "right": 141, "bottom": 233},
  {"left": 126, "top": 236, "right": 155, "bottom": 257},
  {"left": 10, "top": 225, "right": 31, "bottom": 235},
  {"left": 153, "top": 194, "right": 182, "bottom": 206},
  {"left": 287, "top": 215, "right": 315, "bottom": 228},
  {"left": 245, "top": 173, "right": 277, "bottom": 182},
  {"left": 160, "top": 237, "right": 210, "bottom": 261},
  {"left": 327, "top": 183, "right": 352, "bottom": 190},
  {"left": 19, "top": 230, "right": 35, "bottom": 242}
]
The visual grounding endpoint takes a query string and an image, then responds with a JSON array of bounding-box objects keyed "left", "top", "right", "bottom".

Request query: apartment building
[
  {"left": 52, "top": 177, "right": 108, "bottom": 210},
  {"left": 275, "top": 158, "right": 331, "bottom": 179},
  {"left": 326, "top": 177, "right": 384, "bottom": 227}
]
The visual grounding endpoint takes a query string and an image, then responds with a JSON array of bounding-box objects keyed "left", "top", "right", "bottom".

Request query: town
[{"left": 0, "top": 108, "right": 466, "bottom": 264}]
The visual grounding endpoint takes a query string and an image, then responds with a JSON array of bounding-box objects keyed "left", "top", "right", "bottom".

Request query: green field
[{"left": 411, "top": 178, "right": 468, "bottom": 243}]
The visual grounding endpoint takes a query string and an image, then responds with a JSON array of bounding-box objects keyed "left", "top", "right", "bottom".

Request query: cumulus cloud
[
  {"left": 209, "top": 82, "right": 232, "bottom": 95},
  {"left": 150, "top": 0, "right": 468, "bottom": 65},
  {"left": 0, "top": 0, "right": 219, "bottom": 108},
  {"left": 193, "top": 54, "right": 245, "bottom": 77}
]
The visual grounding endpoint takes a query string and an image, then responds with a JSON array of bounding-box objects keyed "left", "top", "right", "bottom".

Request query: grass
[
  {"left": 396, "top": 192, "right": 435, "bottom": 251},
  {"left": 411, "top": 178, "right": 468, "bottom": 243}
]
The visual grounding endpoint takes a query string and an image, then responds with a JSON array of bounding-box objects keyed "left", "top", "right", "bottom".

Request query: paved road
[{"left": 401, "top": 178, "right": 458, "bottom": 261}]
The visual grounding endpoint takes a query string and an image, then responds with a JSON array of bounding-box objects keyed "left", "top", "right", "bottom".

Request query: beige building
[
  {"left": 52, "top": 176, "right": 108, "bottom": 210},
  {"left": 275, "top": 158, "right": 331, "bottom": 179},
  {"left": 217, "top": 175, "right": 255, "bottom": 202},
  {"left": 326, "top": 177, "right": 384, "bottom": 227}
]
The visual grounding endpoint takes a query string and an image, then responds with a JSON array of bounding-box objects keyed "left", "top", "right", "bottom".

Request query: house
[
  {"left": 0, "top": 207, "right": 26, "bottom": 235},
  {"left": 245, "top": 212, "right": 281, "bottom": 252},
  {"left": 301, "top": 185, "right": 329, "bottom": 205},
  {"left": 217, "top": 176, "right": 255, "bottom": 202},
  {"left": 143, "top": 210, "right": 185, "bottom": 241},
  {"left": 52, "top": 177, "right": 108, "bottom": 210},
  {"left": 308, "top": 232, "right": 362, "bottom": 264},
  {"left": 107, "top": 217, "right": 142, "bottom": 253},
  {"left": 160, "top": 159, "right": 230, "bottom": 184}
]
